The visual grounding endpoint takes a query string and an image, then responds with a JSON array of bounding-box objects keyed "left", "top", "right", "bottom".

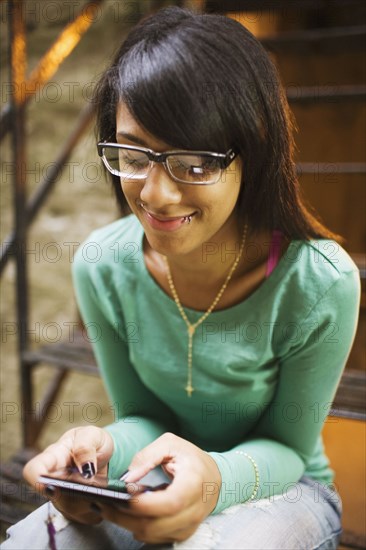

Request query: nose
[{"left": 139, "top": 163, "right": 182, "bottom": 208}]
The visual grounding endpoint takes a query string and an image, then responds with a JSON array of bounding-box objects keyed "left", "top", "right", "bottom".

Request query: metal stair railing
[{"left": 2, "top": 0, "right": 106, "bottom": 450}]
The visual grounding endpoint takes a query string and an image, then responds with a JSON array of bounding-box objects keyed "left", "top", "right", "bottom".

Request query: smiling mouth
[
  {"left": 148, "top": 212, "right": 195, "bottom": 222},
  {"left": 147, "top": 210, "right": 195, "bottom": 224},
  {"left": 140, "top": 205, "right": 196, "bottom": 231},
  {"left": 139, "top": 203, "right": 196, "bottom": 223}
]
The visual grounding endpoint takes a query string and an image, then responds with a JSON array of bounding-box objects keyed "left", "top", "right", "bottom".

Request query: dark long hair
[{"left": 93, "top": 6, "right": 343, "bottom": 243}]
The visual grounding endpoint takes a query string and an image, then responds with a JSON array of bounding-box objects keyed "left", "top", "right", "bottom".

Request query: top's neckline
[{"left": 135, "top": 221, "right": 301, "bottom": 317}]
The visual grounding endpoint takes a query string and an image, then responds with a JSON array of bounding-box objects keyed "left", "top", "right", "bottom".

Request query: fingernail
[
  {"left": 45, "top": 486, "right": 55, "bottom": 497},
  {"left": 90, "top": 502, "right": 101, "bottom": 514},
  {"left": 119, "top": 469, "right": 130, "bottom": 481},
  {"left": 81, "top": 462, "right": 96, "bottom": 479}
]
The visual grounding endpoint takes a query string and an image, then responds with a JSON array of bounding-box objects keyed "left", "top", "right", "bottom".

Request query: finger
[
  {"left": 124, "top": 433, "right": 179, "bottom": 483},
  {"left": 54, "top": 496, "right": 103, "bottom": 525},
  {"left": 71, "top": 426, "right": 104, "bottom": 477},
  {"left": 23, "top": 442, "right": 73, "bottom": 489},
  {"left": 123, "top": 470, "right": 201, "bottom": 517}
]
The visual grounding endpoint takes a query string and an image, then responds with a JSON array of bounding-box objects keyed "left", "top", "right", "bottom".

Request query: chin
[{"left": 145, "top": 232, "right": 193, "bottom": 258}]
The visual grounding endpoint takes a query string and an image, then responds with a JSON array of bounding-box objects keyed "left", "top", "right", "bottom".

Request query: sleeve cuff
[{"left": 207, "top": 451, "right": 256, "bottom": 514}]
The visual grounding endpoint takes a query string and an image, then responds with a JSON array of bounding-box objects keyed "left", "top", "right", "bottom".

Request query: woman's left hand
[{"left": 96, "top": 432, "right": 222, "bottom": 544}]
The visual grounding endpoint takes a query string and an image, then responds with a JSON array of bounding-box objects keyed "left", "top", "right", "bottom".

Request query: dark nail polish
[
  {"left": 45, "top": 485, "right": 55, "bottom": 497},
  {"left": 119, "top": 469, "right": 129, "bottom": 481},
  {"left": 90, "top": 502, "right": 101, "bottom": 514},
  {"left": 81, "top": 462, "right": 96, "bottom": 479}
]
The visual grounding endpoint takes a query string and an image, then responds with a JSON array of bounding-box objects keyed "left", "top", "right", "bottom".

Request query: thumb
[{"left": 71, "top": 426, "right": 105, "bottom": 479}]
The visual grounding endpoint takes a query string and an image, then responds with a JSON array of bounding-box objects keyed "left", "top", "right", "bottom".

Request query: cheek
[
  {"left": 120, "top": 181, "right": 140, "bottom": 205},
  {"left": 202, "top": 178, "right": 241, "bottom": 215},
  {"left": 120, "top": 180, "right": 129, "bottom": 196}
]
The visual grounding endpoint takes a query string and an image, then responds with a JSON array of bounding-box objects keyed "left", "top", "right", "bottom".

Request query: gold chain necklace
[{"left": 164, "top": 223, "right": 248, "bottom": 397}]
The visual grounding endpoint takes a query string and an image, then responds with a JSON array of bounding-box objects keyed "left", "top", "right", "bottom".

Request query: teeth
[{"left": 182, "top": 215, "right": 192, "bottom": 224}]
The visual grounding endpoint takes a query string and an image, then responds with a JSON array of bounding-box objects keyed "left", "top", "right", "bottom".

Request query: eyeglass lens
[{"left": 102, "top": 146, "right": 222, "bottom": 184}]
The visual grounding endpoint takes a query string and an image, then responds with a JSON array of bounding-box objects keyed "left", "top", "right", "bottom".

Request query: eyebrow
[{"left": 116, "top": 131, "right": 148, "bottom": 147}]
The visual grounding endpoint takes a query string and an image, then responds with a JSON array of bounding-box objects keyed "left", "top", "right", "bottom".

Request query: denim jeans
[{"left": 1, "top": 476, "right": 342, "bottom": 550}]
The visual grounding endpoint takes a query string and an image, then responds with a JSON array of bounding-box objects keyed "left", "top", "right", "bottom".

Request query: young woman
[{"left": 2, "top": 7, "right": 361, "bottom": 549}]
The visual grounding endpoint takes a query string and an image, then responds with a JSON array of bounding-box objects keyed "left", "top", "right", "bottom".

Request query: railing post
[{"left": 9, "top": 0, "right": 34, "bottom": 447}]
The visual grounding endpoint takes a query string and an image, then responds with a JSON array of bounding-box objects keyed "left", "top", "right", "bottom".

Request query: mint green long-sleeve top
[{"left": 72, "top": 215, "right": 361, "bottom": 514}]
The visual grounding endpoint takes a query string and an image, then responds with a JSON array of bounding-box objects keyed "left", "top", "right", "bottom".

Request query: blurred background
[{"left": 1, "top": 0, "right": 365, "bottom": 547}]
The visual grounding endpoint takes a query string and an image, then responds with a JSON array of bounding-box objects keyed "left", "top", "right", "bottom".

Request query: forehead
[{"left": 116, "top": 102, "right": 170, "bottom": 151}]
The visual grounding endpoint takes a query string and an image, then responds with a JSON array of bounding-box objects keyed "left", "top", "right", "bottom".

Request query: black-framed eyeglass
[{"left": 97, "top": 142, "right": 238, "bottom": 185}]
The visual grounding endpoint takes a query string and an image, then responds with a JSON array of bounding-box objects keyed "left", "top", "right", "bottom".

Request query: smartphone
[{"left": 38, "top": 466, "right": 170, "bottom": 507}]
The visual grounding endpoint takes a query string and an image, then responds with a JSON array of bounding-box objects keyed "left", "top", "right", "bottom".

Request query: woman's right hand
[{"left": 23, "top": 426, "right": 114, "bottom": 525}]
